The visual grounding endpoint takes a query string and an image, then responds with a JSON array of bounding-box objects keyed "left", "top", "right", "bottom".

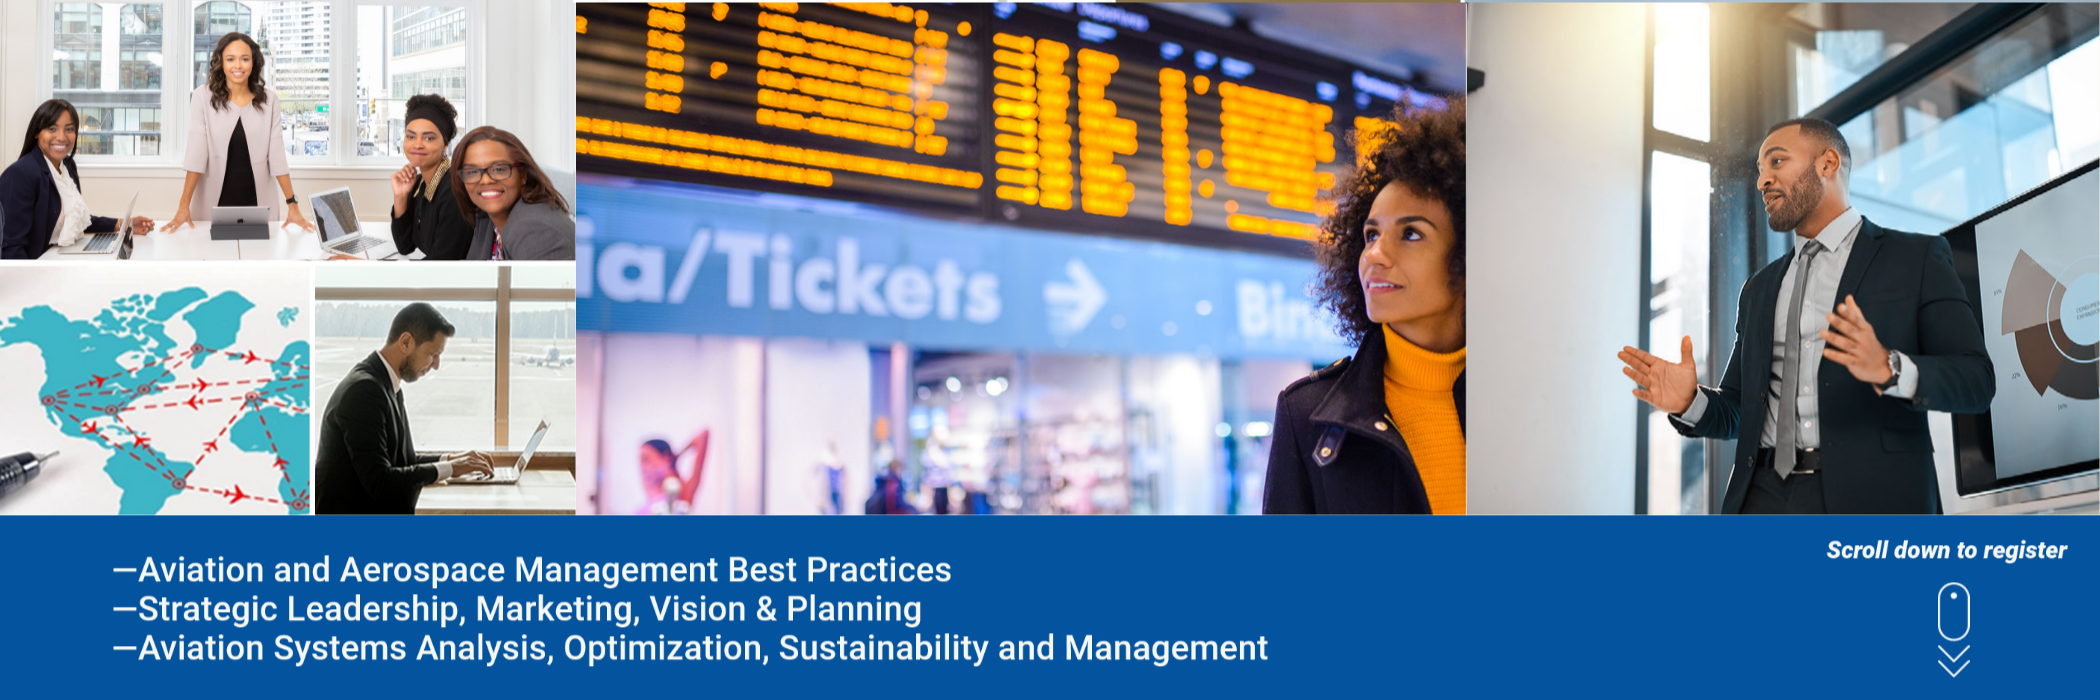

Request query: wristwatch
[
  {"left": 1876, "top": 349, "right": 1903, "bottom": 391},
  {"left": 286, "top": 195, "right": 298, "bottom": 205}
]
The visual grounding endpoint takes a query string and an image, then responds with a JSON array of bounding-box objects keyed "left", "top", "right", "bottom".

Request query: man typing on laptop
[{"left": 315, "top": 302, "right": 493, "bottom": 514}]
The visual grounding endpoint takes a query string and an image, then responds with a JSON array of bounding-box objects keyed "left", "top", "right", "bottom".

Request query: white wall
[
  {"left": 763, "top": 338, "right": 872, "bottom": 515},
  {"left": 0, "top": 0, "right": 574, "bottom": 224},
  {"left": 1467, "top": 4, "right": 1648, "bottom": 514}
]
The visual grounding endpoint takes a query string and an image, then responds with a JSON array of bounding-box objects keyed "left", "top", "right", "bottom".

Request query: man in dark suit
[
  {"left": 316, "top": 303, "right": 492, "bottom": 514},
  {"left": 1620, "top": 118, "right": 1994, "bottom": 514}
]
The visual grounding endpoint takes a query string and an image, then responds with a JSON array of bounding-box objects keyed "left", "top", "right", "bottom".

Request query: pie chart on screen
[{"left": 2002, "top": 251, "right": 2098, "bottom": 400}]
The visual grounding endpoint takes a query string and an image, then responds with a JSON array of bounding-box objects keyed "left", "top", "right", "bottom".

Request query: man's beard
[
  {"left": 397, "top": 357, "right": 422, "bottom": 383},
  {"left": 1766, "top": 167, "right": 1824, "bottom": 233}
]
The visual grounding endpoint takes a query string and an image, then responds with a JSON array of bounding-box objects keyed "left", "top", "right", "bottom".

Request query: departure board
[{"left": 576, "top": 2, "right": 1443, "bottom": 250}]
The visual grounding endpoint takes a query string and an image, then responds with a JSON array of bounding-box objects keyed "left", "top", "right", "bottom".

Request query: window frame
[
  {"left": 314, "top": 266, "right": 577, "bottom": 451},
  {"left": 36, "top": 0, "right": 484, "bottom": 172}
]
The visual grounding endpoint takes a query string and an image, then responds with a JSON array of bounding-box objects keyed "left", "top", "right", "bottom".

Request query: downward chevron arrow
[
  {"left": 1939, "top": 645, "right": 1969, "bottom": 663},
  {"left": 1939, "top": 659, "right": 1970, "bottom": 677}
]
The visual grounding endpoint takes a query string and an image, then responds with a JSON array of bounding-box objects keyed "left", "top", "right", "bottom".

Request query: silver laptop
[
  {"left": 57, "top": 193, "right": 138, "bottom": 258},
  {"left": 311, "top": 187, "right": 385, "bottom": 255},
  {"left": 453, "top": 420, "right": 550, "bottom": 485},
  {"left": 210, "top": 205, "right": 271, "bottom": 240}
]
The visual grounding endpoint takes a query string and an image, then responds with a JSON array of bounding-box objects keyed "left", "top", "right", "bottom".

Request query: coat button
[
  {"left": 1318, "top": 447, "right": 1332, "bottom": 458},
  {"left": 1374, "top": 421, "right": 1388, "bottom": 431}
]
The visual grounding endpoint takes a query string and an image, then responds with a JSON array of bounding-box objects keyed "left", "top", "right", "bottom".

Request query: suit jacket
[
  {"left": 0, "top": 151, "right": 117, "bottom": 259},
  {"left": 316, "top": 352, "right": 442, "bottom": 514},
  {"left": 1264, "top": 327, "right": 1466, "bottom": 514},
  {"left": 182, "top": 85, "right": 291, "bottom": 221},
  {"left": 468, "top": 199, "right": 575, "bottom": 261},
  {"left": 1676, "top": 217, "right": 1994, "bottom": 514}
]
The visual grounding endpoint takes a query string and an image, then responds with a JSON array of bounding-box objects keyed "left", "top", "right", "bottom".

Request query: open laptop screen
[{"left": 312, "top": 189, "right": 359, "bottom": 243}]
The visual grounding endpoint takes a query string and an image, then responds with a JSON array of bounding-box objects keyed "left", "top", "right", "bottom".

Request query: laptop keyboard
[
  {"left": 82, "top": 233, "right": 118, "bottom": 252},
  {"left": 334, "top": 237, "right": 385, "bottom": 254}
]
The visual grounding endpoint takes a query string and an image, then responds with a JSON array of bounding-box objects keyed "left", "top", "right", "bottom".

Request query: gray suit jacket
[{"left": 469, "top": 198, "right": 574, "bottom": 260}]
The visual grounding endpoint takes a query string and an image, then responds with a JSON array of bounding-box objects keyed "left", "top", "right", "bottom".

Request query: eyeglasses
[{"left": 460, "top": 162, "right": 520, "bottom": 183}]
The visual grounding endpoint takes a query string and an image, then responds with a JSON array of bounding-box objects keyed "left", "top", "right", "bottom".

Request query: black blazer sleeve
[
  {"left": 334, "top": 379, "right": 439, "bottom": 496},
  {"left": 62, "top": 161, "right": 116, "bottom": 233},
  {"left": 390, "top": 184, "right": 416, "bottom": 254},
  {"left": 1675, "top": 295, "right": 1747, "bottom": 441},
  {"left": 1906, "top": 235, "right": 1995, "bottom": 413},
  {"left": 1262, "top": 395, "right": 1316, "bottom": 514},
  {"left": 0, "top": 164, "right": 37, "bottom": 260}
]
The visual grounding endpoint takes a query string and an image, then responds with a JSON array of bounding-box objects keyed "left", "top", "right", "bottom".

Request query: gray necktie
[{"left": 1775, "top": 241, "right": 1822, "bottom": 478}]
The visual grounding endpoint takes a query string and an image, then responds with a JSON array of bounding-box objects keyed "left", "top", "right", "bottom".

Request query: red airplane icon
[
  {"left": 203, "top": 440, "right": 219, "bottom": 453},
  {"left": 193, "top": 378, "right": 209, "bottom": 393},
  {"left": 272, "top": 456, "right": 289, "bottom": 469},
  {"left": 243, "top": 351, "right": 261, "bottom": 365},
  {"left": 227, "top": 484, "right": 246, "bottom": 504},
  {"left": 186, "top": 395, "right": 202, "bottom": 411},
  {"left": 82, "top": 420, "right": 97, "bottom": 433},
  {"left": 90, "top": 374, "right": 107, "bottom": 388},
  {"left": 132, "top": 435, "right": 151, "bottom": 447}
]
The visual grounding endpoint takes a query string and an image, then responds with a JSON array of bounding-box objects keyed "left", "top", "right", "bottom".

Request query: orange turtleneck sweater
[{"left": 1381, "top": 325, "right": 1467, "bottom": 515}]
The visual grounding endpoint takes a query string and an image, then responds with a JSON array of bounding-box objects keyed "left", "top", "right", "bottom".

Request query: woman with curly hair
[
  {"left": 1264, "top": 101, "right": 1465, "bottom": 515},
  {"left": 163, "top": 32, "right": 316, "bottom": 235}
]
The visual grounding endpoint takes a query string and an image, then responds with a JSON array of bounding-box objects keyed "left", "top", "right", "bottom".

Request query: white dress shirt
[{"left": 1674, "top": 207, "right": 1921, "bottom": 447}]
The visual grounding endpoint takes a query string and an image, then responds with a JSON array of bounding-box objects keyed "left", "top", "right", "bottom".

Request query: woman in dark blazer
[
  {"left": 1264, "top": 101, "right": 1467, "bottom": 515},
  {"left": 1, "top": 99, "right": 154, "bottom": 259},
  {"left": 388, "top": 94, "right": 474, "bottom": 259},
  {"left": 450, "top": 126, "right": 574, "bottom": 261}
]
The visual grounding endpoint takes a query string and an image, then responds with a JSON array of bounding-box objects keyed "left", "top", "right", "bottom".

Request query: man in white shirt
[
  {"left": 1619, "top": 118, "right": 1995, "bottom": 514},
  {"left": 315, "top": 302, "right": 493, "bottom": 514}
]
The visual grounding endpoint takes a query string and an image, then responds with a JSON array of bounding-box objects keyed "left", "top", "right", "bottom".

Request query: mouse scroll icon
[{"left": 1937, "top": 583, "right": 1969, "bottom": 642}]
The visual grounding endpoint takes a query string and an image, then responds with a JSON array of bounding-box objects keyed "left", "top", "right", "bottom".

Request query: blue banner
[
  {"left": 577, "top": 182, "right": 1356, "bottom": 361},
  {"left": 2, "top": 516, "right": 2091, "bottom": 697}
]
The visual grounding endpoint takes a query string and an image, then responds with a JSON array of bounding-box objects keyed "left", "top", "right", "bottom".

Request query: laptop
[
  {"left": 210, "top": 205, "right": 271, "bottom": 240},
  {"left": 56, "top": 193, "right": 138, "bottom": 258},
  {"left": 311, "top": 187, "right": 385, "bottom": 256},
  {"left": 452, "top": 420, "right": 550, "bottom": 485}
]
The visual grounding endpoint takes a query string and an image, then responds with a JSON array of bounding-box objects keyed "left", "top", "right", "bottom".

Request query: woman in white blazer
[{"left": 162, "top": 32, "right": 314, "bottom": 233}]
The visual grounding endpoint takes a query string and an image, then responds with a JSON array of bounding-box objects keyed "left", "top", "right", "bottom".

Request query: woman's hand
[
  {"left": 161, "top": 207, "right": 193, "bottom": 233},
  {"left": 130, "top": 216, "right": 156, "bottom": 235},
  {"left": 390, "top": 165, "right": 417, "bottom": 201},
  {"left": 283, "top": 204, "right": 316, "bottom": 233}
]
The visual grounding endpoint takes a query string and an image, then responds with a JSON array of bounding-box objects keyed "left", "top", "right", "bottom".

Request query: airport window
[
  {"left": 1835, "top": 5, "right": 2100, "bottom": 233},
  {"left": 46, "top": 0, "right": 477, "bottom": 166},
  {"left": 315, "top": 267, "right": 576, "bottom": 453}
]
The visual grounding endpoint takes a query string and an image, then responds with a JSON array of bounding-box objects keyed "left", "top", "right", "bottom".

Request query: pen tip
[{"left": 37, "top": 451, "right": 58, "bottom": 463}]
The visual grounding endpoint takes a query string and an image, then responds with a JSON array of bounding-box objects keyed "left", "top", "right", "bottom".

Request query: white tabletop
[
  {"left": 416, "top": 468, "right": 577, "bottom": 515},
  {"left": 39, "top": 220, "right": 404, "bottom": 261}
]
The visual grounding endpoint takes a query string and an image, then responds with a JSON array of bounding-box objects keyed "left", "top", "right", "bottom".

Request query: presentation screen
[{"left": 1944, "top": 159, "right": 2099, "bottom": 497}]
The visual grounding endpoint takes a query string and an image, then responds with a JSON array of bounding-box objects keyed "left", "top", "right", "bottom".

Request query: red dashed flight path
[{"left": 38, "top": 344, "right": 311, "bottom": 511}]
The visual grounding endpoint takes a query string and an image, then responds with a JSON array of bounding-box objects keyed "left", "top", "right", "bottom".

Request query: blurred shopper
[
  {"left": 866, "top": 461, "right": 918, "bottom": 515},
  {"left": 1265, "top": 102, "right": 1467, "bottom": 514},
  {"left": 639, "top": 431, "right": 708, "bottom": 514},
  {"left": 1619, "top": 118, "right": 1993, "bottom": 514}
]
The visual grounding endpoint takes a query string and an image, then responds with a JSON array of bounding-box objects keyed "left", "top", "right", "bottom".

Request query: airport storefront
[{"left": 574, "top": 181, "right": 1353, "bottom": 515}]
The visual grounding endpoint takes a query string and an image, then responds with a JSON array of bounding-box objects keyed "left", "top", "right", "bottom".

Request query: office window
[
  {"left": 1646, "top": 152, "right": 1712, "bottom": 515},
  {"left": 316, "top": 267, "right": 576, "bottom": 452},
  {"left": 54, "top": 4, "right": 103, "bottom": 90},
  {"left": 1785, "top": 3, "right": 1977, "bottom": 115},
  {"left": 53, "top": 1, "right": 479, "bottom": 165},
  {"left": 1652, "top": 4, "right": 1711, "bottom": 142},
  {"left": 1840, "top": 4, "right": 2099, "bottom": 233},
  {"left": 361, "top": 6, "right": 469, "bottom": 158}
]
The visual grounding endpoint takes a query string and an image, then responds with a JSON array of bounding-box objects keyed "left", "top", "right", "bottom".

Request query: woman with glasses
[
  {"left": 388, "top": 94, "right": 474, "bottom": 259},
  {"left": 162, "top": 32, "right": 316, "bottom": 235},
  {"left": 448, "top": 126, "right": 573, "bottom": 261}
]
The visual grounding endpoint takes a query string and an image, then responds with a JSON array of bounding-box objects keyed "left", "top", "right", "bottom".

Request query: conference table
[{"left": 39, "top": 220, "right": 410, "bottom": 260}]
